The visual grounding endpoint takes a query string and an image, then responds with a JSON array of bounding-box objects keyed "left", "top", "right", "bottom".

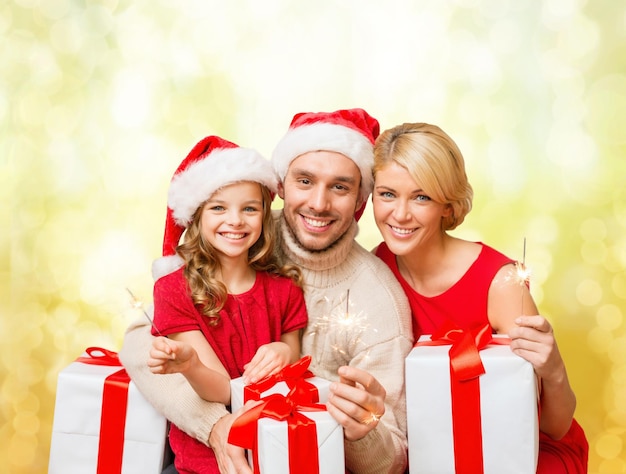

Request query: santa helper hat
[
  {"left": 271, "top": 108, "right": 380, "bottom": 220},
  {"left": 152, "top": 135, "right": 278, "bottom": 281}
]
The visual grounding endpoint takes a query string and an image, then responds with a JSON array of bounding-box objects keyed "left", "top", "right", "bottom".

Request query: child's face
[{"left": 200, "top": 181, "right": 264, "bottom": 263}]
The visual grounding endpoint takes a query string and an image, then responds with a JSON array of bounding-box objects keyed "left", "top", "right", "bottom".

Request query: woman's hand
[{"left": 508, "top": 315, "right": 566, "bottom": 382}]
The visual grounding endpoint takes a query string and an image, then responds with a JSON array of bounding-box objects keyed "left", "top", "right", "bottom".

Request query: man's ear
[{"left": 277, "top": 181, "right": 285, "bottom": 199}]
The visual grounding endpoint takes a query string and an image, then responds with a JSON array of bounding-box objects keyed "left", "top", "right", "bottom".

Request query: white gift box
[
  {"left": 48, "top": 351, "right": 169, "bottom": 474},
  {"left": 230, "top": 373, "right": 331, "bottom": 413},
  {"left": 406, "top": 335, "right": 539, "bottom": 474},
  {"left": 255, "top": 410, "right": 345, "bottom": 474}
]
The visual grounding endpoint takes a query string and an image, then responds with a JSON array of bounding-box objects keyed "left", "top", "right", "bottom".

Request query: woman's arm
[{"left": 488, "top": 264, "right": 576, "bottom": 439}]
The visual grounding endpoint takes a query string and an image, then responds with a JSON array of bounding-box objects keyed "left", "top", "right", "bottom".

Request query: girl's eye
[
  {"left": 210, "top": 205, "right": 225, "bottom": 211},
  {"left": 243, "top": 206, "right": 259, "bottom": 212}
]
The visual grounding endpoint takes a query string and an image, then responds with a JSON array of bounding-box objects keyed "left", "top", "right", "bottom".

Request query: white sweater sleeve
[{"left": 118, "top": 316, "right": 229, "bottom": 446}]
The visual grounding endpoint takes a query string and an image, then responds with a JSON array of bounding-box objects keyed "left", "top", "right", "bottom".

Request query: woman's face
[{"left": 372, "top": 161, "right": 451, "bottom": 256}]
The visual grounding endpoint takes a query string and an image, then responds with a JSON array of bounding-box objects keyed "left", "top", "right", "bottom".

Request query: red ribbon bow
[
  {"left": 244, "top": 355, "right": 320, "bottom": 405},
  {"left": 77, "top": 347, "right": 130, "bottom": 474},
  {"left": 229, "top": 386, "right": 327, "bottom": 474},
  {"left": 416, "top": 323, "right": 510, "bottom": 474}
]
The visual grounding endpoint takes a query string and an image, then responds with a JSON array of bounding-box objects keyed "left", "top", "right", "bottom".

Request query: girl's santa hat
[
  {"left": 153, "top": 135, "right": 277, "bottom": 281},
  {"left": 271, "top": 108, "right": 380, "bottom": 218}
]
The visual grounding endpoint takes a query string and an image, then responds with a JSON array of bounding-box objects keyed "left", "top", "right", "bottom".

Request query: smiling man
[{"left": 120, "top": 109, "right": 413, "bottom": 474}]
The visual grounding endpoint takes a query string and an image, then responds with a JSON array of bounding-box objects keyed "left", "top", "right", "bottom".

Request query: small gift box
[
  {"left": 406, "top": 325, "right": 539, "bottom": 474},
  {"left": 229, "top": 356, "right": 343, "bottom": 474},
  {"left": 230, "top": 355, "right": 332, "bottom": 413},
  {"left": 48, "top": 347, "right": 169, "bottom": 474}
]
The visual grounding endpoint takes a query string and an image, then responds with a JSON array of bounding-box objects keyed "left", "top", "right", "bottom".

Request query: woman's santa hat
[
  {"left": 153, "top": 135, "right": 277, "bottom": 281},
  {"left": 271, "top": 108, "right": 380, "bottom": 213}
]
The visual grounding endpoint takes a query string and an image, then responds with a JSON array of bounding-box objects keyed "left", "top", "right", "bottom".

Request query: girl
[
  {"left": 372, "top": 122, "right": 588, "bottom": 473},
  {"left": 147, "top": 136, "right": 308, "bottom": 474}
]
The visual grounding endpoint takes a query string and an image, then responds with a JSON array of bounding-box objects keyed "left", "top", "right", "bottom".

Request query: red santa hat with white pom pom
[
  {"left": 153, "top": 135, "right": 277, "bottom": 281},
  {"left": 271, "top": 108, "right": 379, "bottom": 220}
]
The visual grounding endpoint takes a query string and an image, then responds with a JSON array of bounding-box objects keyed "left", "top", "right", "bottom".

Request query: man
[{"left": 120, "top": 108, "right": 413, "bottom": 473}]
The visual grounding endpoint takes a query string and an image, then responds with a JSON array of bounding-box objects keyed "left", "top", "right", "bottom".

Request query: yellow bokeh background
[{"left": 2, "top": 1, "right": 625, "bottom": 472}]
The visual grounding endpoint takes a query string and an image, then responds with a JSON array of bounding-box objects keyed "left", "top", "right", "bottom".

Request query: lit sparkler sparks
[{"left": 307, "top": 290, "right": 371, "bottom": 358}]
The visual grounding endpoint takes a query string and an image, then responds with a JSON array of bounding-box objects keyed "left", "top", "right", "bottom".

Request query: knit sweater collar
[{"left": 277, "top": 212, "right": 358, "bottom": 273}]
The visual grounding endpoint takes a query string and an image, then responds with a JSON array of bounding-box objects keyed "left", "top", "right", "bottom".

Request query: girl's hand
[
  {"left": 508, "top": 315, "right": 566, "bottom": 382},
  {"left": 242, "top": 342, "right": 292, "bottom": 383},
  {"left": 147, "top": 336, "right": 197, "bottom": 375}
]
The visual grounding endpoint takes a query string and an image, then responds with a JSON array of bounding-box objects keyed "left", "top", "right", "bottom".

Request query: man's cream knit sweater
[{"left": 120, "top": 214, "right": 413, "bottom": 473}]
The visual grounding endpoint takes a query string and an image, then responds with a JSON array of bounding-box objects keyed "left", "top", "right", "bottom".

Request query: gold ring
[{"left": 361, "top": 412, "right": 382, "bottom": 425}]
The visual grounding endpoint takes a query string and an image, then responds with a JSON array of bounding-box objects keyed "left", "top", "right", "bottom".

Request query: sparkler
[
  {"left": 307, "top": 289, "right": 372, "bottom": 360},
  {"left": 125, "top": 287, "right": 166, "bottom": 338},
  {"left": 514, "top": 237, "right": 531, "bottom": 315}
]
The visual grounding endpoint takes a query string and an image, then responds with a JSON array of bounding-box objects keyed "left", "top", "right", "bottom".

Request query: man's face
[{"left": 278, "top": 151, "right": 363, "bottom": 251}]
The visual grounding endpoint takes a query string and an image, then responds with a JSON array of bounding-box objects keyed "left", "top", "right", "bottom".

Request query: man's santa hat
[
  {"left": 153, "top": 135, "right": 277, "bottom": 281},
  {"left": 271, "top": 108, "right": 380, "bottom": 219}
]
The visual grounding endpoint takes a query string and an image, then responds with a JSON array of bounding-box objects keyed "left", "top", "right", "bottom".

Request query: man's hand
[
  {"left": 326, "top": 366, "right": 386, "bottom": 441},
  {"left": 209, "top": 412, "right": 252, "bottom": 474}
]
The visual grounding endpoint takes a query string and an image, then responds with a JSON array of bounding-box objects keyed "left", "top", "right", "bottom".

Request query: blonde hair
[
  {"left": 373, "top": 122, "right": 473, "bottom": 230},
  {"left": 177, "top": 184, "right": 302, "bottom": 325}
]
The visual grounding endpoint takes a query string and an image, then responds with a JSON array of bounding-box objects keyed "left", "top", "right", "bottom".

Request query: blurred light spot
[
  {"left": 110, "top": 69, "right": 153, "bottom": 128},
  {"left": 581, "top": 240, "right": 607, "bottom": 265},
  {"left": 586, "top": 74, "right": 626, "bottom": 145},
  {"left": 595, "top": 433, "right": 623, "bottom": 460},
  {"left": 587, "top": 327, "right": 613, "bottom": 353},
  {"left": 580, "top": 217, "right": 607, "bottom": 241},
  {"left": 546, "top": 123, "right": 598, "bottom": 174},
  {"left": 596, "top": 304, "right": 624, "bottom": 331},
  {"left": 612, "top": 273, "right": 626, "bottom": 299},
  {"left": 50, "top": 17, "right": 84, "bottom": 54},
  {"left": 8, "top": 433, "right": 37, "bottom": 468},
  {"left": 576, "top": 278, "right": 603, "bottom": 306},
  {"left": 608, "top": 337, "right": 626, "bottom": 365},
  {"left": 18, "top": 90, "right": 50, "bottom": 127},
  {"left": 598, "top": 458, "right": 626, "bottom": 473},
  {"left": 488, "top": 135, "right": 525, "bottom": 194},
  {"left": 13, "top": 411, "right": 40, "bottom": 436},
  {"left": 528, "top": 215, "right": 559, "bottom": 245}
]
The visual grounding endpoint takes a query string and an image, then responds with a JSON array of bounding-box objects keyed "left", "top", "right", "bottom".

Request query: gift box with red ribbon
[
  {"left": 48, "top": 347, "right": 169, "bottom": 474},
  {"left": 230, "top": 355, "right": 332, "bottom": 413},
  {"left": 228, "top": 356, "right": 344, "bottom": 474},
  {"left": 406, "top": 324, "right": 539, "bottom": 474}
]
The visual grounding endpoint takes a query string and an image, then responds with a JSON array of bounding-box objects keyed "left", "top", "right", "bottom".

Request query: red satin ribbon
[
  {"left": 229, "top": 387, "right": 327, "bottom": 474},
  {"left": 244, "top": 355, "right": 320, "bottom": 404},
  {"left": 416, "top": 323, "right": 510, "bottom": 474},
  {"left": 76, "top": 347, "right": 130, "bottom": 474}
]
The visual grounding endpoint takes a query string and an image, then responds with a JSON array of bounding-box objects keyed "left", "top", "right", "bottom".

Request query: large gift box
[
  {"left": 48, "top": 347, "right": 169, "bottom": 474},
  {"left": 406, "top": 325, "right": 539, "bottom": 474},
  {"left": 229, "top": 356, "right": 344, "bottom": 474}
]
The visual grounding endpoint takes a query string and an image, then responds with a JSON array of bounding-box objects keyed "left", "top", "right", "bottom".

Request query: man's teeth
[{"left": 304, "top": 217, "right": 329, "bottom": 228}]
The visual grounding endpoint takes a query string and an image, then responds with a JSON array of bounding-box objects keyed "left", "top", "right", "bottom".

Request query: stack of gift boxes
[{"left": 49, "top": 328, "right": 538, "bottom": 474}]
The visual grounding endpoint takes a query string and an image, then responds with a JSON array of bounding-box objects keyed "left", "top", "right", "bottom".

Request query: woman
[{"left": 372, "top": 122, "right": 588, "bottom": 473}]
